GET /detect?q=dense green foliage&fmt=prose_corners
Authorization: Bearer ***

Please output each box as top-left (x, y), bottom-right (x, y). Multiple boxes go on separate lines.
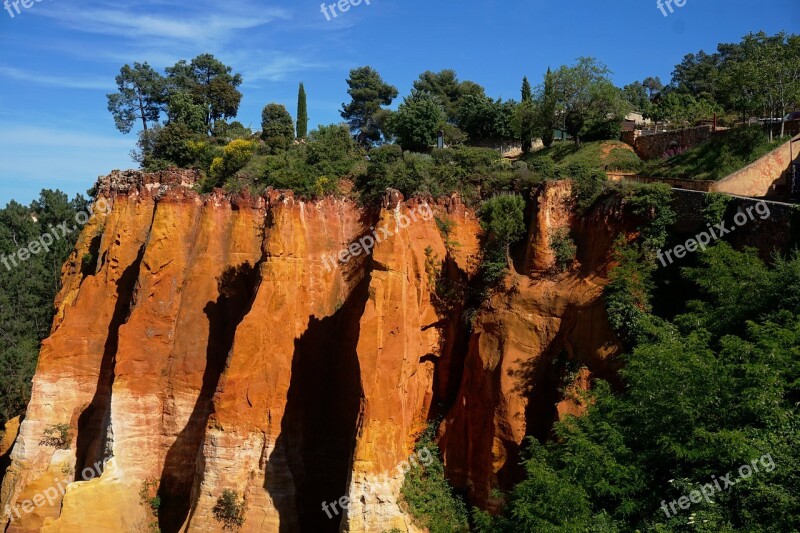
top-left (539, 68), bottom-right (557, 148)
top-left (0, 191), bottom-right (89, 427)
top-left (359, 145), bottom-right (542, 206)
top-left (480, 242), bottom-right (800, 532)
top-left (640, 125), bottom-right (786, 180)
top-left (389, 91), bottom-right (447, 152)
top-left (231, 124), bottom-right (363, 197)
top-left (400, 425), bottom-right (470, 533)
top-left (548, 58), bottom-right (631, 147)
top-left (604, 182), bottom-right (675, 346)
top-left (260, 103), bottom-right (295, 150)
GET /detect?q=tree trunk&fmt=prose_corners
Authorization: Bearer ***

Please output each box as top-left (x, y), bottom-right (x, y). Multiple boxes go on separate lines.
top-left (780, 106), bottom-right (786, 138)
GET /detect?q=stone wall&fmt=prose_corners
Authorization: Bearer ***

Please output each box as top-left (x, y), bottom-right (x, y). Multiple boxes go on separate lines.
top-left (669, 189), bottom-right (797, 257)
top-left (710, 134), bottom-right (800, 198)
top-left (624, 126), bottom-right (720, 161)
top-left (608, 173), bottom-right (714, 192)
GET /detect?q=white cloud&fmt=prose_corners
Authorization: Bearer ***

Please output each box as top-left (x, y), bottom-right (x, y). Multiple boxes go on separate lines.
top-left (0, 66), bottom-right (110, 90)
top-left (35, 2), bottom-right (291, 47)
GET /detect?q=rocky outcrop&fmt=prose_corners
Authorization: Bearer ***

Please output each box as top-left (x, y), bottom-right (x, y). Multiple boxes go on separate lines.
top-left (1, 173), bottom-right (625, 532)
top-left (440, 181), bottom-right (623, 510)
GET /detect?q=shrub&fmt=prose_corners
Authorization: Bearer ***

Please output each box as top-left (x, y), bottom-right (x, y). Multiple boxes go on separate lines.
top-left (400, 424), bottom-right (469, 533)
top-left (389, 91), bottom-right (447, 152)
top-left (40, 423), bottom-right (70, 449)
top-left (582, 119), bottom-right (622, 142)
top-left (139, 478), bottom-right (161, 532)
top-left (550, 228), bottom-right (577, 272)
top-left (213, 489), bottom-right (246, 531)
top-left (563, 162), bottom-right (606, 212)
top-left (702, 192), bottom-right (733, 226)
top-left (207, 139), bottom-right (256, 188)
top-left (146, 123), bottom-right (196, 171)
top-left (527, 156), bottom-right (557, 180)
top-left (618, 182), bottom-right (675, 252)
top-left (305, 124), bottom-right (363, 178)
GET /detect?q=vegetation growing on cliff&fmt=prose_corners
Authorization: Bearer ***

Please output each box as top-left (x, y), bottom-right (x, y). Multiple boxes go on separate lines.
top-left (401, 424), bottom-right (469, 532)
top-left (604, 182), bottom-right (675, 346)
top-left (213, 489), bottom-right (247, 531)
top-left (479, 243), bottom-right (800, 532)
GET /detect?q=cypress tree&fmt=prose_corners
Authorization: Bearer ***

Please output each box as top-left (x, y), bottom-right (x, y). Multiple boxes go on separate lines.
top-left (296, 82), bottom-right (308, 140)
top-left (520, 76), bottom-right (534, 152)
top-left (541, 68), bottom-right (556, 148)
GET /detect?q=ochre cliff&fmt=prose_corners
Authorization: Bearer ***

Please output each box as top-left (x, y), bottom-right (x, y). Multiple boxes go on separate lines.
top-left (1, 171), bottom-right (625, 532)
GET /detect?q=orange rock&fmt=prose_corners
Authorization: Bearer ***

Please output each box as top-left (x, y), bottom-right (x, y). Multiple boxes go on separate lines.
top-left (1, 172), bottom-right (625, 532)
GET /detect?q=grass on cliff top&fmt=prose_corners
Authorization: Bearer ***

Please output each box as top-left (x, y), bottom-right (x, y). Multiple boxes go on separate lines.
top-left (639, 125), bottom-right (786, 181)
top-left (522, 140), bottom-right (643, 173)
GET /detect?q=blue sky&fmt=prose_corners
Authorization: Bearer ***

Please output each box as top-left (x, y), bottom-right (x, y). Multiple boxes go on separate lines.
top-left (0, 0), bottom-right (797, 207)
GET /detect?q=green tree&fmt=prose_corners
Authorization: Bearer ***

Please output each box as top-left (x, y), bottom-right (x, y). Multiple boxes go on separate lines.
top-left (477, 194), bottom-right (526, 286)
top-left (166, 92), bottom-right (206, 134)
top-left (622, 81), bottom-right (650, 113)
top-left (261, 103), bottom-right (295, 150)
top-left (517, 76), bottom-right (536, 153)
top-left (551, 58), bottom-right (631, 147)
top-left (166, 54), bottom-right (243, 134)
top-left (537, 67), bottom-right (558, 148)
top-left (340, 66), bottom-right (398, 146)
top-left (296, 82), bottom-right (308, 140)
top-left (457, 94), bottom-right (516, 142)
top-left (388, 91), bottom-right (447, 152)
top-left (412, 70), bottom-right (486, 123)
top-left (106, 62), bottom-right (165, 134)
top-left (641, 76), bottom-right (663, 98)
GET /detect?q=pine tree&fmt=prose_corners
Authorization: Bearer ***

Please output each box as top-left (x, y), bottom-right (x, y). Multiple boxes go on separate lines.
top-left (296, 82), bottom-right (308, 140)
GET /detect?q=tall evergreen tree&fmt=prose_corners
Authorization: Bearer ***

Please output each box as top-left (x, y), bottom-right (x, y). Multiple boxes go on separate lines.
top-left (540, 67), bottom-right (557, 148)
top-left (296, 83), bottom-right (308, 140)
top-left (519, 76), bottom-right (534, 153)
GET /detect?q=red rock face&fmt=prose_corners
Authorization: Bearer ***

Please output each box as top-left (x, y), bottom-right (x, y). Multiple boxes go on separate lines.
top-left (1, 173), bottom-right (625, 532)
